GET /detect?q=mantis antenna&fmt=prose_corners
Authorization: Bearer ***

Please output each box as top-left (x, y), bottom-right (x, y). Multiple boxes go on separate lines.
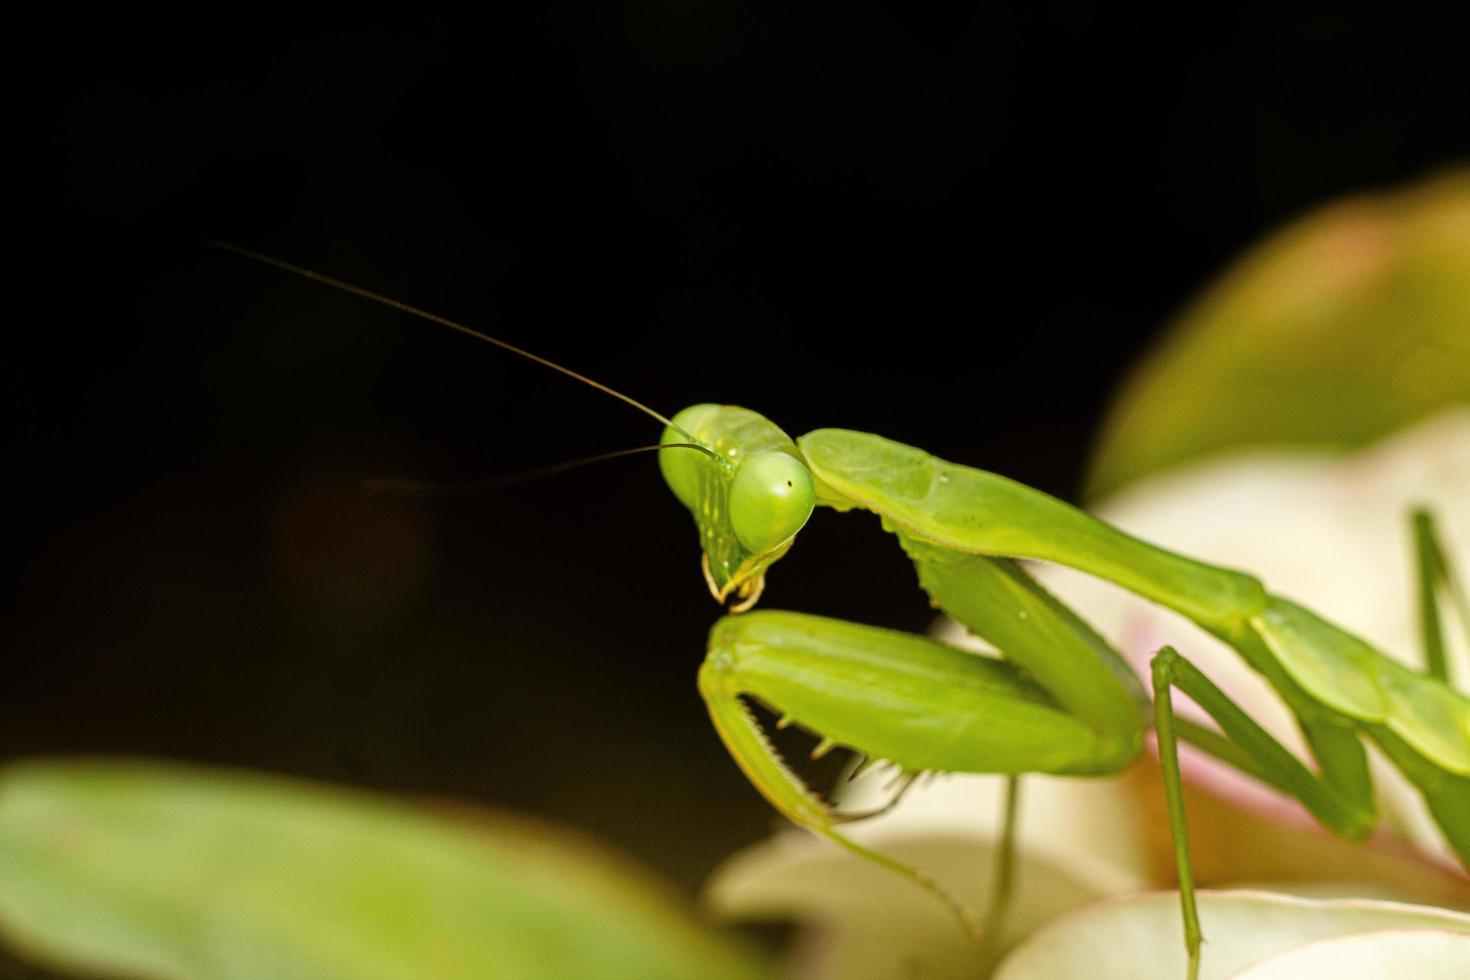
top-left (364, 443), bottom-right (713, 498)
top-left (205, 240), bottom-right (716, 452)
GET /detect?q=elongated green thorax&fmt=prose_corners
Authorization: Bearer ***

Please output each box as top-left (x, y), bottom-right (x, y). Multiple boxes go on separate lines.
top-left (797, 429), bottom-right (1267, 630)
top-left (660, 405), bottom-right (815, 610)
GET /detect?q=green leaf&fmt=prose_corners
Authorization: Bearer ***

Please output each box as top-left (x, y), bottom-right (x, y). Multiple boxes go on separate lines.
top-left (1089, 171), bottom-right (1470, 496)
top-left (0, 757), bottom-right (772, 980)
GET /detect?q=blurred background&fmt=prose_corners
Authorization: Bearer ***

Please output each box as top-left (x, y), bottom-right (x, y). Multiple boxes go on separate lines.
top-left (6, 7), bottom-right (1470, 942)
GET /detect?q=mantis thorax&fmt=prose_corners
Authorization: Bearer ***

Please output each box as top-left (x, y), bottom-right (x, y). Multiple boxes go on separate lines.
top-left (660, 405), bottom-right (814, 610)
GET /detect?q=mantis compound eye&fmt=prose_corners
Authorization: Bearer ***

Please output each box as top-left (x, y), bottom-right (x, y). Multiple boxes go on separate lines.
top-left (659, 403), bottom-right (721, 509)
top-left (730, 451), bottom-right (815, 553)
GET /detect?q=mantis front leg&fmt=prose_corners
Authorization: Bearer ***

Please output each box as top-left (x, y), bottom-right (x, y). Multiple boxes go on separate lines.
top-left (700, 547), bottom-right (1152, 935)
top-left (699, 609), bottom-right (1143, 935)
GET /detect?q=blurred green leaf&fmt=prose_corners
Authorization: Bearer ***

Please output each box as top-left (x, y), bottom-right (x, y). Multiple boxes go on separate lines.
top-left (0, 758), bottom-right (772, 980)
top-left (1089, 170), bottom-right (1470, 497)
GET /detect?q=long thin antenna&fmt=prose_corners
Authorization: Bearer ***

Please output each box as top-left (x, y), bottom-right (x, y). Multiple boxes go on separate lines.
top-left (206, 241), bottom-right (693, 437)
top-left (364, 442), bottom-right (718, 498)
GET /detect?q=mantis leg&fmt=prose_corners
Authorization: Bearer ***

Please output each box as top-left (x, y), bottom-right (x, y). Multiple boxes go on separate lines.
top-left (1150, 649), bottom-right (1202, 980)
top-left (1150, 647), bottom-right (1381, 980)
top-left (890, 542), bottom-right (1148, 935)
top-left (1413, 507), bottom-right (1470, 685)
top-left (700, 610), bottom-right (1139, 935)
top-left (980, 776), bottom-right (1022, 945)
top-left (1365, 723), bottom-right (1470, 859)
top-left (1152, 648), bottom-right (1376, 836)
top-left (897, 542), bottom-right (1148, 766)
top-left (1351, 509), bottom-right (1470, 857)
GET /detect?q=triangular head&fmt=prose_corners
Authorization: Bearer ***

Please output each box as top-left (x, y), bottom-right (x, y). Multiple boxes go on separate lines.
top-left (659, 404), bottom-right (815, 611)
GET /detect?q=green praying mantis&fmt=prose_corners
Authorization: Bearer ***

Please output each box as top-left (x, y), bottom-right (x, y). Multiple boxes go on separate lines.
top-left (215, 243), bottom-right (1470, 980)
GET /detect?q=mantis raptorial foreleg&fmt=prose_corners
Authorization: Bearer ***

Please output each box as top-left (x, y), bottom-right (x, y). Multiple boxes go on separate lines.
top-left (699, 605), bottom-right (1142, 933)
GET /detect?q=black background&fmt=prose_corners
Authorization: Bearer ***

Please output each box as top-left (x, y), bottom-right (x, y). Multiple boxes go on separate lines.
top-left (7, 6), bottom-right (1470, 914)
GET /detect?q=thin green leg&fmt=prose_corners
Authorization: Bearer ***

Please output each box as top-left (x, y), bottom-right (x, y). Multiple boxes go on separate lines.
top-left (1367, 723), bottom-right (1470, 861)
top-left (1446, 544), bottom-right (1470, 666)
top-left (1414, 507), bottom-right (1470, 685)
top-left (981, 776), bottom-right (1022, 943)
top-left (1228, 623), bottom-right (1373, 811)
top-left (1151, 649), bottom-right (1202, 980)
top-left (1150, 646), bottom-right (1382, 980)
top-left (1413, 508), bottom-right (1450, 682)
top-left (1171, 716), bottom-right (1269, 784)
top-left (1156, 649), bottom-right (1375, 839)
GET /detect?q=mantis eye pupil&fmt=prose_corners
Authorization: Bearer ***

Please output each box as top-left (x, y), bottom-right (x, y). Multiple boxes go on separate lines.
top-left (730, 452), bottom-right (815, 554)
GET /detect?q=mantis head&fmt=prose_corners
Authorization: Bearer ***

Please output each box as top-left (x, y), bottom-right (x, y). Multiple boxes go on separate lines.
top-left (660, 404), bottom-right (815, 611)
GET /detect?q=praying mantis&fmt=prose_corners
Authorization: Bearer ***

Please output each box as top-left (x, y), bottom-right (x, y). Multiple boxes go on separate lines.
top-left (214, 243), bottom-right (1470, 980)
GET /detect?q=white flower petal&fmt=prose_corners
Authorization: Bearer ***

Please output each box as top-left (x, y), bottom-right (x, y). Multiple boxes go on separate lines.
top-left (993, 890), bottom-right (1470, 980)
top-left (1229, 929), bottom-right (1470, 980)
